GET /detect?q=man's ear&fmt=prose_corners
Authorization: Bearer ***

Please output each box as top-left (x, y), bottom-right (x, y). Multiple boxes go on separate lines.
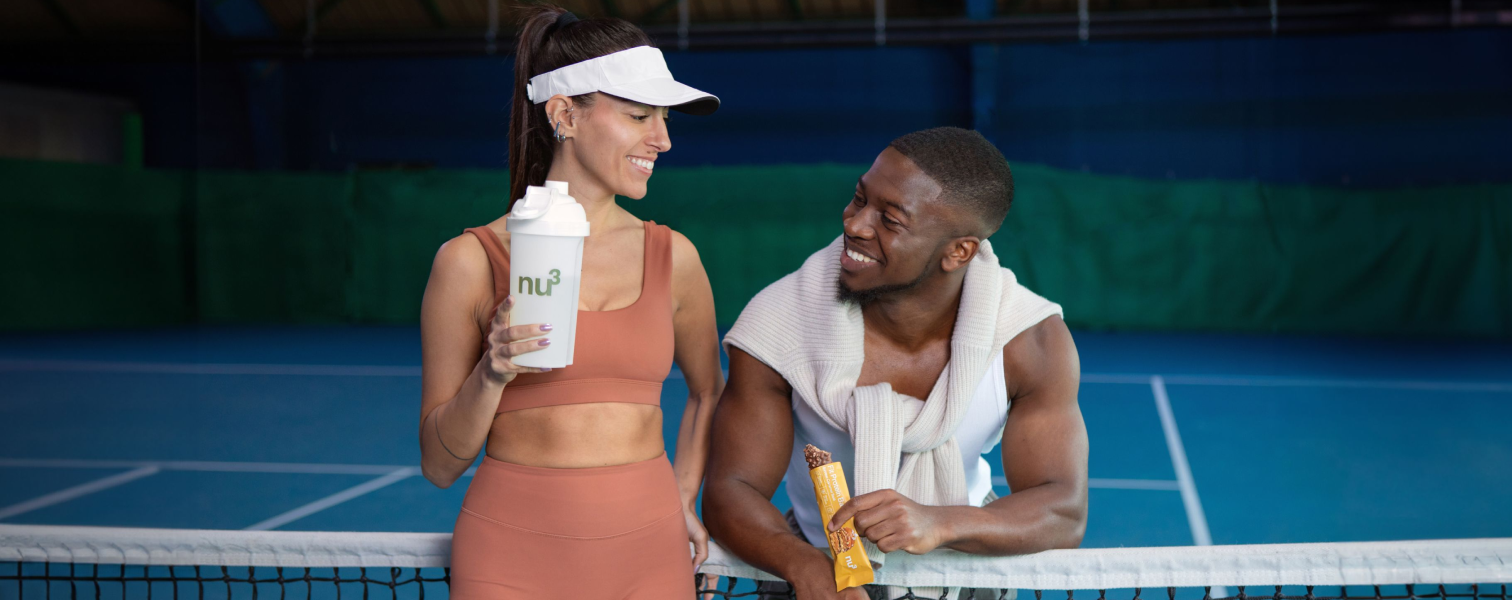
top-left (543, 95), bottom-right (578, 140)
top-left (940, 237), bottom-right (981, 273)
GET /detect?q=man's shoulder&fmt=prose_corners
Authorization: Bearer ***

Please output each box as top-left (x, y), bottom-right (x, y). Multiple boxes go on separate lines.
top-left (995, 268), bottom-right (1063, 339)
top-left (724, 239), bottom-right (841, 358)
top-left (724, 270), bottom-right (806, 357)
top-left (1002, 314), bottom-right (1079, 399)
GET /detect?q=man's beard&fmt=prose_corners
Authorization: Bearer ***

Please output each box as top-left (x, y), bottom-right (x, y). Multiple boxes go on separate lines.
top-left (837, 262), bottom-right (934, 307)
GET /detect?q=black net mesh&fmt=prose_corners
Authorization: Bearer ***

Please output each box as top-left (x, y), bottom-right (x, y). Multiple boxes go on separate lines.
top-left (5, 563), bottom-right (1509, 600)
top-left (688, 574), bottom-right (1512, 600)
top-left (2, 563), bottom-right (449, 600)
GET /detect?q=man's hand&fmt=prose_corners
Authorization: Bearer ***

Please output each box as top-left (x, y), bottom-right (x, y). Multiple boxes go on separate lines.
top-left (784, 556), bottom-right (871, 600)
top-left (793, 582), bottom-right (870, 600)
top-left (829, 489), bottom-right (950, 555)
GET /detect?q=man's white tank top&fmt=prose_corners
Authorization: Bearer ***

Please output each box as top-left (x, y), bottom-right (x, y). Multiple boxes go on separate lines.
top-left (784, 348), bottom-right (1009, 547)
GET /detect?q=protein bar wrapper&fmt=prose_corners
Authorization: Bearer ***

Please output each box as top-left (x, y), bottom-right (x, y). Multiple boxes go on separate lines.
top-left (806, 447), bottom-right (875, 591)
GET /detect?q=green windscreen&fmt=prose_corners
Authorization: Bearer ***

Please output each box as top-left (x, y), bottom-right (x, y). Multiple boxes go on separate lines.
top-left (2, 158), bottom-right (1506, 337)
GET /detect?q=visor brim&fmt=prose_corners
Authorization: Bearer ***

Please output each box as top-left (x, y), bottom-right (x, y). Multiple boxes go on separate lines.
top-left (601, 78), bottom-right (720, 116)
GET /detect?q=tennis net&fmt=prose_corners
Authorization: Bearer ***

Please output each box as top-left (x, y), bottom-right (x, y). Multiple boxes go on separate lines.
top-left (3, 525), bottom-right (1509, 600)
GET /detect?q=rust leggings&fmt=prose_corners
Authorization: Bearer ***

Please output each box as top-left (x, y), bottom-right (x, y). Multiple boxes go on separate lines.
top-left (449, 454), bottom-right (696, 599)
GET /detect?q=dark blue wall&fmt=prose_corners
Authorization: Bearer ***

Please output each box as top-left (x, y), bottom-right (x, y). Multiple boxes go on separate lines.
top-left (990, 30), bottom-right (1512, 186)
top-left (5, 28), bottom-right (1508, 187)
top-left (273, 44), bottom-right (971, 171)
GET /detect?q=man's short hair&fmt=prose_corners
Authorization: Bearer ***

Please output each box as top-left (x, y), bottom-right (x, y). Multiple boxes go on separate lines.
top-left (888, 127), bottom-right (1013, 235)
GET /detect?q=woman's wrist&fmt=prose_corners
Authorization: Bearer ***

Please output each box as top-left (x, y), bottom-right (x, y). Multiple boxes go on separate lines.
top-left (474, 351), bottom-right (516, 387)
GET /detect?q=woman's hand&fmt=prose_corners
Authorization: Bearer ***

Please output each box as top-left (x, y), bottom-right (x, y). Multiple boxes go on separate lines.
top-left (685, 505), bottom-right (709, 572)
top-left (482, 295), bottom-right (555, 384)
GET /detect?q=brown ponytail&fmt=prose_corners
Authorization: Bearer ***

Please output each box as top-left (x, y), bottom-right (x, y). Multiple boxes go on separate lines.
top-left (508, 5), bottom-right (653, 206)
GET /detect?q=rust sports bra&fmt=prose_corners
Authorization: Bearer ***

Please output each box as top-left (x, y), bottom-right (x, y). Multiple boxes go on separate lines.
top-left (464, 221), bottom-right (675, 414)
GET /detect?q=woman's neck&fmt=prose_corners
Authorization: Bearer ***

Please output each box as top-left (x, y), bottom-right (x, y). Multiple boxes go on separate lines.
top-left (544, 159), bottom-right (625, 233)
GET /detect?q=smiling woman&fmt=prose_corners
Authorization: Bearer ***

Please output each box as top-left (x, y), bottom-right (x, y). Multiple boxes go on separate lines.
top-left (413, 4), bottom-right (726, 599)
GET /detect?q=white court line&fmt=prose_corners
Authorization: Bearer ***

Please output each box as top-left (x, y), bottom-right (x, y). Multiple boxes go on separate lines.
top-left (1085, 372), bottom-right (1512, 392)
top-left (1088, 478), bottom-right (1182, 491)
top-left (245, 468), bottom-right (419, 531)
top-left (0, 457), bottom-right (480, 478)
top-left (0, 466), bottom-right (160, 520)
top-left (1150, 376), bottom-right (1213, 546)
top-left (0, 359), bottom-right (418, 377)
top-left (1151, 375), bottom-right (1227, 596)
top-left (0, 458), bottom-right (406, 475)
top-left (992, 476), bottom-right (1181, 491)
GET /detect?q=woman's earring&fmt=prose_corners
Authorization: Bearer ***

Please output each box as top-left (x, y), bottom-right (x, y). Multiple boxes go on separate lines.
top-left (554, 120), bottom-right (565, 142)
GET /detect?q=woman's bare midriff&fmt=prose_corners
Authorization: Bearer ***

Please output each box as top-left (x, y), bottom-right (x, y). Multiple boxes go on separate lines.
top-left (485, 402), bottom-right (666, 468)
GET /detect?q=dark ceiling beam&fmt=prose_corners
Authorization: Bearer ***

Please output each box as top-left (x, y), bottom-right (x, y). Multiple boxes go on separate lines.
top-left (37, 0), bottom-right (83, 36)
top-left (639, 0), bottom-right (679, 23)
top-left (157, 0), bottom-right (196, 21)
top-left (161, 0), bottom-right (280, 38)
top-left (418, 0), bottom-right (449, 28)
top-left (317, 0), bottom-right (352, 21)
top-left (7, 2), bottom-right (1512, 61)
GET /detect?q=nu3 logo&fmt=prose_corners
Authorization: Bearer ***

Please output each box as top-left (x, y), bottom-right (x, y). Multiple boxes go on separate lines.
top-left (517, 269), bottom-right (562, 297)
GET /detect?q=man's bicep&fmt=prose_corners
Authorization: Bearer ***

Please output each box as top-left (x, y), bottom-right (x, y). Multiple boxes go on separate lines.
top-left (706, 346), bottom-right (797, 499)
top-left (1000, 317), bottom-right (1089, 493)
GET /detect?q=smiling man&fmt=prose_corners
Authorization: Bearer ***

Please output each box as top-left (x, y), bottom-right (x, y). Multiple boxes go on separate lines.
top-left (703, 127), bottom-right (1089, 600)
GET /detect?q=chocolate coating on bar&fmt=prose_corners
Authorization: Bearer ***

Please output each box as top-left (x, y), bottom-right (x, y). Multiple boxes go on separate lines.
top-left (804, 444), bottom-right (833, 469)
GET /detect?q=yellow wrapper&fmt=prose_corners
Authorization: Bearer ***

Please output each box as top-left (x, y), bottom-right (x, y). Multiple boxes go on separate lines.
top-left (809, 462), bottom-right (875, 591)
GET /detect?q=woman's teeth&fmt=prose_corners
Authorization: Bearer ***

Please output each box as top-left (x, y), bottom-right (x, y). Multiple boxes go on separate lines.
top-left (629, 157), bottom-right (655, 171)
top-left (846, 249), bottom-right (876, 264)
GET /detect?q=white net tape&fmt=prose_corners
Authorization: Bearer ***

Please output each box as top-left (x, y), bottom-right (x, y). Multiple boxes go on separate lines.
top-left (3, 525), bottom-right (1510, 591)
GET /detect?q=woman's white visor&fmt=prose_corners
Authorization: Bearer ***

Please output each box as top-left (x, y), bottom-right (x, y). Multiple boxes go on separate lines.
top-left (525, 46), bottom-right (719, 115)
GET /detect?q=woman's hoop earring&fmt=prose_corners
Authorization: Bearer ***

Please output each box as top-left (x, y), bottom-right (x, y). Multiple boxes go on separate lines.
top-left (553, 105), bottom-right (574, 142)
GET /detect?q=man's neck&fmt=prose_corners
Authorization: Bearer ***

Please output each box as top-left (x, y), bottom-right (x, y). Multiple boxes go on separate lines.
top-left (861, 270), bottom-right (965, 351)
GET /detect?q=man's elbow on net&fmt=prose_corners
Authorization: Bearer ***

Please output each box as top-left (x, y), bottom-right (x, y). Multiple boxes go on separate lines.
top-left (1052, 492), bottom-right (1089, 550)
top-left (1057, 514), bottom-right (1087, 550)
top-left (701, 475), bottom-right (761, 544)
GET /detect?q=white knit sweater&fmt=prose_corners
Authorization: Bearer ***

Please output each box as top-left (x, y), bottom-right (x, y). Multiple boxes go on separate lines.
top-left (724, 235), bottom-right (1063, 566)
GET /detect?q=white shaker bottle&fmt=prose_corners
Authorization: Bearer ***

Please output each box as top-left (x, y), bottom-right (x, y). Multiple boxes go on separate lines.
top-left (505, 180), bottom-right (589, 368)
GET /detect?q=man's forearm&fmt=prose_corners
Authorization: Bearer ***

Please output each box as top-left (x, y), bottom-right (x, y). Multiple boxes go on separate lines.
top-left (939, 482), bottom-right (1087, 555)
top-left (703, 480), bottom-right (833, 580)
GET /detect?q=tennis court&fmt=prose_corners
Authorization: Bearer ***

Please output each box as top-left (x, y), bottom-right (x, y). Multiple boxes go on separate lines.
top-left (5, 0), bottom-right (1512, 597)
top-left (4, 327), bottom-right (1510, 547)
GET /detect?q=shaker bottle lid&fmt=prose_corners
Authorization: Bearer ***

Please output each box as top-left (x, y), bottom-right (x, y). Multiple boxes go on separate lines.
top-left (506, 180), bottom-right (591, 237)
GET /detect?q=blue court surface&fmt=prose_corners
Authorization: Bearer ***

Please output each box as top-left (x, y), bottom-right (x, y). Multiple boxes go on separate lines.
top-left (2, 327), bottom-right (1511, 548)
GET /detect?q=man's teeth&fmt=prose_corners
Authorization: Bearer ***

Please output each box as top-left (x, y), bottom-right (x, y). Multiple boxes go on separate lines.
top-left (629, 157), bottom-right (655, 171)
top-left (846, 249), bottom-right (876, 264)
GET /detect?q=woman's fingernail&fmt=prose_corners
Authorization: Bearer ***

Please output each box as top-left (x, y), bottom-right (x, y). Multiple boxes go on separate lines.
top-left (538, 339), bottom-right (551, 346)
top-left (541, 324), bottom-right (554, 331)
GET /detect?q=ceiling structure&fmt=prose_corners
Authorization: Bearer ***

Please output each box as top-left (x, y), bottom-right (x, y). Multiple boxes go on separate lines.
top-left (1, 0), bottom-right (1508, 58)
